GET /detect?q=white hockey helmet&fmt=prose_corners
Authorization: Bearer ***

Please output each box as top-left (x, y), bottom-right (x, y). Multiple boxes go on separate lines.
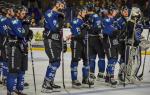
top-left (130, 7), bottom-right (141, 17)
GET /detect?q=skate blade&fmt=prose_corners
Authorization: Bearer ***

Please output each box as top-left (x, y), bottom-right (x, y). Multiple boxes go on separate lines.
top-left (82, 84), bottom-right (94, 88)
top-left (105, 82), bottom-right (117, 88)
top-left (52, 88), bottom-right (61, 92)
top-left (111, 84), bottom-right (117, 88)
top-left (119, 80), bottom-right (129, 85)
top-left (24, 87), bottom-right (29, 89)
top-left (41, 88), bottom-right (53, 93)
top-left (72, 85), bottom-right (81, 89)
top-left (97, 78), bottom-right (105, 82)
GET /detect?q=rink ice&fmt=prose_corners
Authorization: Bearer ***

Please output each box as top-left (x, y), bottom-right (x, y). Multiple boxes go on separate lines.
top-left (1, 51), bottom-right (150, 95)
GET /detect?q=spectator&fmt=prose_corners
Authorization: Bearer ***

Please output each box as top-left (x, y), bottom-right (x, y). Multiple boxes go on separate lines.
top-left (29, 6), bottom-right (42, 27)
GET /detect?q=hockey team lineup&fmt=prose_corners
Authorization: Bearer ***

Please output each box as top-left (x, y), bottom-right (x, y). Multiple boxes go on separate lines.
top-left (0, 0), bottom-right (150, 95)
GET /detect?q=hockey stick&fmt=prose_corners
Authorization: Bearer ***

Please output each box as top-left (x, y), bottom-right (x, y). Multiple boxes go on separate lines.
top-left (0, 62), bottom-right (3, 83)
top-left (124, 22), bottom-right (128, 87)
top-left (124, 43), bottom-right (128, 87)
top-left (135, 46), bottom-right (142, 80)
top-left (61, 29), bottom-right (66, 89)
top-left (137, 28), bottom-right (150, 80)
top-left (85, 27), bottom-right (92, 88)
top-left (29, 41), bottom-right (37, 94)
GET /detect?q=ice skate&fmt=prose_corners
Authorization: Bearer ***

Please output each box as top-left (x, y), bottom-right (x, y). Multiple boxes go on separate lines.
top-left (82, 78), bottom-right (94, 88)
top-left (72, 80), bottom-right (81, 88)
top-left (97, 72), bottom-right (105, 82)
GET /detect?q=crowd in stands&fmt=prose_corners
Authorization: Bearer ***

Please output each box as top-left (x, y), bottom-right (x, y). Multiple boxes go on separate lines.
top-left (18, 0), bottom-right (150, 27)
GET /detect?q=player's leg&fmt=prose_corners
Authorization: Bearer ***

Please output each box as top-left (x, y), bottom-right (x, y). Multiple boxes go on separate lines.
top-left (97, 41), bottom-right (106, 81)
top-left (105, 47), bottom-right (118, 87)
top-left (7, 45), bottom-right (21, 94)
top-left (42, 39), bottom-right (61, 92)
top-left (118, 42), bottom-right (126, 83)
top-left (70, 40), bottom-right (82, 88)
top-left (89, 46), bottom-right (97, 81)
top-left (82, 44), bottom-right (94, 87)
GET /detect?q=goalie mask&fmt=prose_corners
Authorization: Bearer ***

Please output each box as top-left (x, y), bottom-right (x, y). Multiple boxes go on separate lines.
top-left (128, 7), bottom-right (142, 23)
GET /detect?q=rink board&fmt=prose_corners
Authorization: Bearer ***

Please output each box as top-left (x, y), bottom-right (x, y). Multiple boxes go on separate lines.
top-left (30, 27), bottom-right (150, 54)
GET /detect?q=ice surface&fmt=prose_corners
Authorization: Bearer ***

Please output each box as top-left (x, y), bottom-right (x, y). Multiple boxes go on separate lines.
top-left (1, 51), bottom-right (150, 95)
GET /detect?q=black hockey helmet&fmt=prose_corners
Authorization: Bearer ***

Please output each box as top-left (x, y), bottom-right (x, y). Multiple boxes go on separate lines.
top-left (121, 6), bottom-right (129, 12)
top-left (86, 2), bottom-right (95, 11)
top-left (78, 6), bottom-right (88, 13)
top-left (107, 5), bottom-right (118, 14)
top-left (14, 5), bottom-right (28, 13)
top-left (55, 0), bottom-right (66, 5)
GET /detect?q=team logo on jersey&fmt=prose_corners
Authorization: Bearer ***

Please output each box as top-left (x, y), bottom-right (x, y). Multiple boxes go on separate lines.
top-left (17, 28), bottom-right (25, 34)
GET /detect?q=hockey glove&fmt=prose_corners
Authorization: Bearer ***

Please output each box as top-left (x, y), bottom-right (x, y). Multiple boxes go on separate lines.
top-left (98, 33), bottom-right (104, 39)
top-left (126, 39), bottom-right (133, 45)
top-left (26, 30), bottom-right (33, 41)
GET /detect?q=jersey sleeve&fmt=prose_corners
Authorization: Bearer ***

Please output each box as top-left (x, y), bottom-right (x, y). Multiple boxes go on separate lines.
top-left (70, 19), bottom-right (81, 36)
top-left (10, 19), bottom-right (25, 38)
top-left (44, 11), bottom-right (58, 32)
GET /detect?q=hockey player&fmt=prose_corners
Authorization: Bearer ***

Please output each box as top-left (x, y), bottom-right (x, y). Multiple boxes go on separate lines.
top-left (70, 7), bottom-right (94, 88)
top-left (0, 4), bottom-right (7, 85)
top-left (125, 6), bottom-right (144, 84)
top-left (0, 3), bottom-right (15, 86)
top-left (42, 0), bottom-right (66, 93)
top-left (102, 6), bottom-right (119, 87)
top-left (117, 6), bottom-right (129, 83)
top-left (85, 3), bottom-right (106, 82)
top-left (6, 6), bottom-right (32, 95)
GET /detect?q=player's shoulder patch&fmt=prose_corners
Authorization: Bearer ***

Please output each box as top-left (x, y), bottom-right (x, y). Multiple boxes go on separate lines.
top-left (12, 19), bottom-right (19, 25)
top-left (93, 14), bottom-right (98, 18)
top-left (0, 17), bottom-right (7, 22)
top-left (47, 10), bottom-right (53, 17)
top-left (0, 15), bottom-right (3, 19)
top-left (105, 18), bottom-right (110, 22)
top-left (73, 19), bottom-right (78, 24)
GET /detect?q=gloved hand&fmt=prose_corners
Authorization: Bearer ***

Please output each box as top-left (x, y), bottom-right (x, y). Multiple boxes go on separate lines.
top-left (112, 39), bottom-right (119, 46)
top-left (81, 23), bottom-right (90, 30)
top-left (126, 39), bottom-right (133, 45)
top-left (63, 40), bottom-right (67, 53)
top-left (98, 33), bottom-right (104, 39)
top-left (26, 30), bottom-right (33, 41)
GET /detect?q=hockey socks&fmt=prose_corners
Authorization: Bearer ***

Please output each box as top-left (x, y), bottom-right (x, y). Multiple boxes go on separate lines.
top-left (98, 58), bottom-right (105, 73)
top-left (45, 61), bottom-right (60, 81)
top-left (82, 65), bottom-right (89, 79)
top-left (7, 71), bottom-right (25, 94)
top-left (71, 61), bottom-right (78, 81)
top-left (2, 62), bottom-right (8, 78)
top-left (89, 55), bottom-right (96, 73)
top-left (7, 73), bottom-right (17, 93)
top-left (106, 58), bottom-right (117, 75)
top-left (16, 71), bottom-right (25, 92)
